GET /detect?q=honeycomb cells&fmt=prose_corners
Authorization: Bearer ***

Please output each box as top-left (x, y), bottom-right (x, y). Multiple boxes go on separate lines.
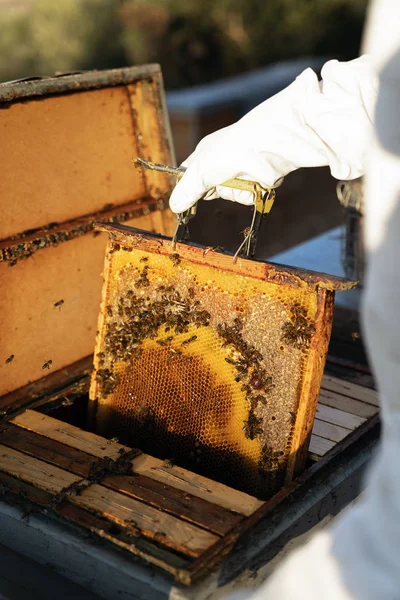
top-left (94, 245), bottom-right (318, 499)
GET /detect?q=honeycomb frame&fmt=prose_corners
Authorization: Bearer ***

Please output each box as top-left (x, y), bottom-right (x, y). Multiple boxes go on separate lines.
top-left (90, 224), bottom-right (355, 499)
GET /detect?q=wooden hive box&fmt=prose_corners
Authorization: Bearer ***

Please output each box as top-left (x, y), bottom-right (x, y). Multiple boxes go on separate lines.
top-left (0, 65), bottom-right (380, 594)
top-left (0, 65), bottom-right (175, 398)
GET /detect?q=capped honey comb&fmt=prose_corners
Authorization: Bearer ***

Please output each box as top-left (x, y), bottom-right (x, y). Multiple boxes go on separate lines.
top-left (90, 225), bottom-right (355, 499)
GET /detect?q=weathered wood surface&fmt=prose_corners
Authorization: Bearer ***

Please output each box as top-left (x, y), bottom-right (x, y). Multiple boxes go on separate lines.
top-left (309, 374), bottom-right (379, 459)
top-left (102, 473), bottom-right (242, 536)
top-left (0, 445), bottom-right (83, 493)
top-left (131, 454), bottom-right (262, 517)
top-left (12, 410), bottom-right (130, 460)
top-left (0, 368), bottom-right (380, 585)
top-left (97, 223), bottom-right (356, 292)
top-left (316, 403), bottom-right (366, 430)
top-left (72, 484), bottom-right (219, 558)
top-left (308, 435), bottom-right (335, 457)
top-left (12, 410), bottom-right (261, 517)
top-left (322, 374), bottom-right (379, 405)
top-left (0, 423), bottom-right (95, 478)
top-left (318, 388), bottom-right (377, 419)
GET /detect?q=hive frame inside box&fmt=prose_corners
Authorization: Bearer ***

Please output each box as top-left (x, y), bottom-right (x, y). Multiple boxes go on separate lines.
top-left (89, 224), bottom-right (355, 499)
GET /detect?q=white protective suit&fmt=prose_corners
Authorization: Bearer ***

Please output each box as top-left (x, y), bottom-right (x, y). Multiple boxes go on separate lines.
top-left (169, 0), bottom-right (400, 597)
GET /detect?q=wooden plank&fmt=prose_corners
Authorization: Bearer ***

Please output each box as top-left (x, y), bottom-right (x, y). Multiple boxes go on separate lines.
top-left (57, 502), bottom-right (191, 570)
top-left (316, 404), bottom-right (366, 430)
top-left (13, 410), bottom-right (262, 517)
top-left (308, 434), bottom-right (335, 457)
top-left (0, 470), bottom-right (53, 506)
top-left (102, 474), bottom-right (242, 536)
top-left (312, 419), bottom-right (351, 443)
top-left (0, 356), bottom-right (91, 414)
top-left (322, 374), bottom-right (379, 406)
top-left (12, 410), bottom-right (130, 460)
top-left (318, 388), bottom-right (378, 419)
top-left (0, 423), bottom-right (97, 478)
top-left (72, 484), bottom-right (219, 558)
top-left (98, 223), bottom-right (355, 292)
top-left (131, 454), bottom-right (263, 517)
top-left (0, 445), bottom-right (82, 493)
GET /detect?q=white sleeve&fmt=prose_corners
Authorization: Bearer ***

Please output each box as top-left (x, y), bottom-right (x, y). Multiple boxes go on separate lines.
top-left (302, 55), bottom-right (378, 180)
top-left (226, 0), bottom-right (400, 598)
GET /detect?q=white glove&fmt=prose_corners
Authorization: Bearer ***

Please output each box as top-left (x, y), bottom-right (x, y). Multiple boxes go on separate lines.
top-left (169, 56), bottom-right (377, 213)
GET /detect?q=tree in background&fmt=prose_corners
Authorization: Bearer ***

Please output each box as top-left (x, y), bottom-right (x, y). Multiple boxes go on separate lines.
top-left (0, 0), bottom-right (368, 88)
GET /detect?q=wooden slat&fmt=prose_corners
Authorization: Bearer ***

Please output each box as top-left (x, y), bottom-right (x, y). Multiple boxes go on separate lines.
top-left (0, 445), bottom-right (83, 493)
top-left (309, 434), bottom-right (335, 457)
top-left (131, 454), bottom-right (263, 517)
top-left (322, 375), bottom-right (379, 406)
top-left (0, 470), bottom-right (53, 506)
top-left (12, 410), bottom-right (262, 517)
top-left (57, 502), bottom-right (191, 570)
top-left (312, 419), bottom-right (351, 443)
top-left (318, 389), bottom-right (378, 419)
top-left (0, 423), bottom-right (96, 478)
top-left (12, 410), bottom-right (129, 460)
top-left (102, 474), bottom-right (242, 536)
top-left (316, 404), bottom-right (366, 430)
top-left (72, 484), bottom-right (219, 558)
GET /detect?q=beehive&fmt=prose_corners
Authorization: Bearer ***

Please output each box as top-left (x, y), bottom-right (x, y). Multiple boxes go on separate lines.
top-left (90, 224), bottom-right (354, 499)
top-left (0, 65), bottom-right (175, 398)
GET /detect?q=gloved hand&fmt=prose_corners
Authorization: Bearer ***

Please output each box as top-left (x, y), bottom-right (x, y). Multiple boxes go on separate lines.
top-left (169, 56), bottom-right (377, 213)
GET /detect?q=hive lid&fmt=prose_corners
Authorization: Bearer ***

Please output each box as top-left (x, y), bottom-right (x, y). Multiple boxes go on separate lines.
top-left (0, 66), bottom-right (175, 400)
top-left (90, 224), bottom-right (356, 499)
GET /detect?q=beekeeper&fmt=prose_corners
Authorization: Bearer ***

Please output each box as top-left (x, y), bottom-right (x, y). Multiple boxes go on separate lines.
top-left (169, 0), bottom-right (400, 597)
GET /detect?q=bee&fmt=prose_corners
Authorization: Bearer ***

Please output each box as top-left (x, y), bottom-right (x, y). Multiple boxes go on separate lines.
top-left (106, 305), bottom-right (113, 317)
top-left (54, 299), bottom-right (64, 309)
top-left (42, 360), bottom-right (53, 370)
top-left (180, 356), bottom-right (193, 364)
top-left (225, 357), bottom-right (235, 365)
top-left (140, 257), bottom-right (148, 263)
top-left (167, 348), bottom-right (182, 362)
top-left (181, 335), bottom-right (197, 346)
top-left (109, 243), bottom-right (121, 255)
top-left (243, 410), bottom-right (263, 440)
top-left (5, 354), bottom-right (14, 364)
top-left (233, 317), bottom-right (243, 331)
top-left (137, 265), bottom-right (150, 288)
top-left (107, 437), bottom-right (119, 445)
top-left (169, 253), bottom-right (181, 267)
top-left (162, 459), bottom-right (174, 469)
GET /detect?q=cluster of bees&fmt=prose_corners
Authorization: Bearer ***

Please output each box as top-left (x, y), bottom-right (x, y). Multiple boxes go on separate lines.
top-left (257, 444), bottom-right (286, 489)
top-left (281, 302), bottom-right (316, 350)
top-left (95, 266), bottom-right (211, 397)
top-left (0, 206), bottom-right (151, 267)
top-left (216, 318), bottom-right (274, 442)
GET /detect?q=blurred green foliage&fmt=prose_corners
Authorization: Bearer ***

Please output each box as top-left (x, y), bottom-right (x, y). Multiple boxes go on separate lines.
top-left (0, 0), bottom-right (368, 88)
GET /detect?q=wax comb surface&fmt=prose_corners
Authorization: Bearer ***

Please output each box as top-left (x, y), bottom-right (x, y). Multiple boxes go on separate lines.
top-left (90, 225), bottom-right (354, 498)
